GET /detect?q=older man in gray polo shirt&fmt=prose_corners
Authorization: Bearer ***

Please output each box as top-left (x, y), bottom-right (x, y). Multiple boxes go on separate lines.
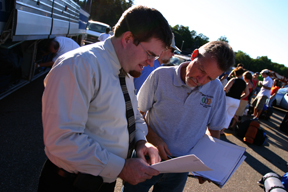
top-left (123, 41), bottom-right (235, 192)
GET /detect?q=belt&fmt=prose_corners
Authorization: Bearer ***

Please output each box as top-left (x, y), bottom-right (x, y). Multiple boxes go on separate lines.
top-left (45, 159), bottom-right (105, 191)
top-left (46, 159), bottom-right (78, 180)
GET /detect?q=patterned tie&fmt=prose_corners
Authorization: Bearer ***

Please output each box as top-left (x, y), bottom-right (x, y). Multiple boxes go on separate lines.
top-left (119, 68), bottom-right (136, 157)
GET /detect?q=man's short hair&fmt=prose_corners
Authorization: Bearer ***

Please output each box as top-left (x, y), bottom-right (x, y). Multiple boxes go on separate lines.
top-left (114, 5), bottom-right (172, 48)
top-left (105, 27), bottom-right (110, 34)
top-left (51, 39), bottom-right (60, 51)
top-left (234, 67), bottom-right (245, 76)
top-left (199, 41), bottom-right (235, 72)
top-left (237, 63), bottom-right (244, 67)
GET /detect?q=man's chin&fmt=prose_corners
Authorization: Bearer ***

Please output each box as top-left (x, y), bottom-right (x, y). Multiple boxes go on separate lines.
top-left (129, 70), bottom-right (141, 78)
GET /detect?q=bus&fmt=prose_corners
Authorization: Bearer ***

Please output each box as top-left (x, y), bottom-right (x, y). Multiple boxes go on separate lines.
top-left (0, 0), bottom-right (91, 100)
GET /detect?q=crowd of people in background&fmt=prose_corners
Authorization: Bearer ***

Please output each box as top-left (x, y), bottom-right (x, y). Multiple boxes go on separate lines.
top-left (218, 62), bottom-right (286, 134)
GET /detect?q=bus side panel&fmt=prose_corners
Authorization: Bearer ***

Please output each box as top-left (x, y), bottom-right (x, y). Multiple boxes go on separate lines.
top-left (51, 18), bottom-right (69, 35)
top-left (15, 10), bottom-right (52, 36)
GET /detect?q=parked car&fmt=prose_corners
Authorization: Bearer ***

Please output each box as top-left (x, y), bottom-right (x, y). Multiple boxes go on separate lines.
top-left (272, 85), bottom-right (288, 109)
top-left (164, 54), bottom-right (191, 66)
top-left (85, 21), bottom-right (111, 44)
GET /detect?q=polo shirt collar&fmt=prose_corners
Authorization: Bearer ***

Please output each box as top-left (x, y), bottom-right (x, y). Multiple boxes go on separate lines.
top-left (173, 62), bottom-right (212, 94)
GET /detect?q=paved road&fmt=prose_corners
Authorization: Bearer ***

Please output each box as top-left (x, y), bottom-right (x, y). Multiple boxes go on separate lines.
top-left (0, 74), bottom-right (287, 192)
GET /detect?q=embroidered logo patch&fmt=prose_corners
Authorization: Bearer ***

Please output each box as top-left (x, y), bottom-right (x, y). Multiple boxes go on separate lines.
top-left (201, 94), bottom-right (213, 108)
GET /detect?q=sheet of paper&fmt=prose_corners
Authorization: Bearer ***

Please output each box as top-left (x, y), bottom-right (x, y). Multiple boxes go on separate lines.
top-left (191, 135), bottom-right (245, 182)
top-left (150, 154), bottom-right (212, 173)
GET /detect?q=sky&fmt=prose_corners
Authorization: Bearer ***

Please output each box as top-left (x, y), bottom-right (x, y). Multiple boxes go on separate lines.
top-left (133, 0), bottom-right (288, 67)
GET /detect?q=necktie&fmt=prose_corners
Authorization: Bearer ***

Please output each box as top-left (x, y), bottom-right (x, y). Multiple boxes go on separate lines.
top-left (119, 69), bottom-right (135, 157)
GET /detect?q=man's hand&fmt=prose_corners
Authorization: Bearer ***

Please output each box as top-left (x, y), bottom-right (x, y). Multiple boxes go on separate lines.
top-left (118, 158), bottom-right (159, 185)
top-left (146, 133), bottom-right (172, 160)
top-left (198, 176), bottom-right (211, 184)
top-left (135, 140), bottom-right (161, 165)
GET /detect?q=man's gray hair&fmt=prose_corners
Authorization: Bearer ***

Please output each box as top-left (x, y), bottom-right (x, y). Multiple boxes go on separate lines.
top-left (199, 41), bottom-right (235, 72)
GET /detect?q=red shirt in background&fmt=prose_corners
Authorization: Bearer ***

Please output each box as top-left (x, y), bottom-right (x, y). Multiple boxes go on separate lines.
top-left (270, 85), bottom-right (280, 96)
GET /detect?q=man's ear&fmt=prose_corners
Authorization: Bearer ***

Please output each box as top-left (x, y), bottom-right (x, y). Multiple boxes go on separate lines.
top-left (191, 49), bottom-right (199, 60)
top-left (121, 31), bottom-right (133, 48)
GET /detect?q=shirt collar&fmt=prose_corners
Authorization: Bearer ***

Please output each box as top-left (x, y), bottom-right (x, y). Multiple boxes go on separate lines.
top-left (103, 38), bottom-right (122, 76)
top-left (173, 62), bottom-right (212, 94)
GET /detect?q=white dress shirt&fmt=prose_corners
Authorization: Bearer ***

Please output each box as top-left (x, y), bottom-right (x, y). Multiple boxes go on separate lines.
top-left (52, 36), bottom-right (80, 62)
top-left (42, 38), bottom-right (147, 183)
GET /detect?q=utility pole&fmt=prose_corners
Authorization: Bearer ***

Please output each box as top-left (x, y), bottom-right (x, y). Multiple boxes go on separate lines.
top-left (181, 40), bottom-right (184, 51)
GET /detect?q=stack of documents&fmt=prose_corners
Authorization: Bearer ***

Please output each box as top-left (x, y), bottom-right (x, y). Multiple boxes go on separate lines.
top-left (151, 135), bottom-right (246, 188)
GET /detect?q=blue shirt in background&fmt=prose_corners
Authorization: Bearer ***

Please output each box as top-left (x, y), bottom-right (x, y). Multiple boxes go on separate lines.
top-left (134, 59), bottom-right (161, 94)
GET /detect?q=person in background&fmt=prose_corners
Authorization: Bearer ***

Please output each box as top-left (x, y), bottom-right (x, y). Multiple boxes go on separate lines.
top-left (227, 63), bottom-right (244, 80)
top-left (99, 27), bottom-right (111, 42)
top-left (38, 5), bottom-right (173, 192)
top-left (123, 41), bottom-right (235, 192)
top-left (36, 36), bottom-right (80, 68)
top-left (252, 72), bottom-right (259, 89)
top-left (220, 73), bottom-right (228, 87)
top-left (109, 26), bottom-right (115, 36)
top-left (268, 79), bottom-right (280, 107)
top-left (251, 69), bottom-right (273, 120)
top-left (254, 72), bottom-right (264, 95)
top-left (230, 71), bottom-right (253, 128)
top-left (221, 67), bottom-right (248, 134)
top-left (134, 33), bottom-right (180, 93)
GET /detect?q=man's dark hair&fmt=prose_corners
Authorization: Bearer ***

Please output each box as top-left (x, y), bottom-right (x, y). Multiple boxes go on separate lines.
top-left (237, 63), bottom-right (244, 67)
top-left (51, 39), bottom-right (60, 50)
top-left (200, 41), bottom-right (235, 72)
top-left (114, 5), bottom-right (172, 48)
top-left (105, 27), bottom-right (110, 34)
top-left (234, 67), bottom-right (245, 76)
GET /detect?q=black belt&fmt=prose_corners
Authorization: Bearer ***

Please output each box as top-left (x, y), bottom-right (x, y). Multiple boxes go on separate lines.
top-left (46, 159), bottom-right (105, 191)
top-left (46, 159), bottom-right (78, 180)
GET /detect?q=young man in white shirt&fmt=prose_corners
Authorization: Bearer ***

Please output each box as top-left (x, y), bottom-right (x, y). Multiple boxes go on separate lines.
top-left (252, 69), bottom-right (273, 120)
top-left (38, 5), bottom-right (172, 192)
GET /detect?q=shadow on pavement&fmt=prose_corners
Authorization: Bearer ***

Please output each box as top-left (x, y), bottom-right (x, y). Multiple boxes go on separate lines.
top-left (221, 108), bottom-right (288, 176)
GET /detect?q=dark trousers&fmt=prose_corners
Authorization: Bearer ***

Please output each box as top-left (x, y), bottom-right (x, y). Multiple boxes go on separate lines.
top-left (38, 159), bottom-right (116, 192)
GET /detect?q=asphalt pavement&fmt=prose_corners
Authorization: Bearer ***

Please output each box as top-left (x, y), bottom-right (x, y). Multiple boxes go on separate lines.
top-left (0, 74), bottom-right (287, 192)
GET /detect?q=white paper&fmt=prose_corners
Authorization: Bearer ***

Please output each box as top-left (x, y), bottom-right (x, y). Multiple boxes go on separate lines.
top-left (191, 135), bottom-right (245, 182)
top-left (150, 154), bottom-right (212, 173)
top-left (191, 135), bottom-right (246, 188)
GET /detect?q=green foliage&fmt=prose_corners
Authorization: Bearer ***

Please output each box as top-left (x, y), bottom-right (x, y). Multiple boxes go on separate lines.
top-left (88, 0), bottom-right (133, 27)
top-left (235, 51), bottom-right (288, 78)
top-left (171, 25), bottom-right (209, 54)
top-left (217, 36), bottom-right (229, 43)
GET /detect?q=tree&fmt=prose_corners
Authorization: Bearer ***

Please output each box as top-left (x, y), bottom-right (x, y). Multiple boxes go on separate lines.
top-left (88, 0), bottom-right (133, 27)
top-left (235, 51), bottom-right (252, 69)
top-left (217, 36), bottom-right (229, 43)
top-left (171, 25), bottom-right (209, 54)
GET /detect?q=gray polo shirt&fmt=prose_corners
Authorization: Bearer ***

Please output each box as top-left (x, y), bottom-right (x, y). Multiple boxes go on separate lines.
top-left (137, 63), bottom-right (226, 156)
